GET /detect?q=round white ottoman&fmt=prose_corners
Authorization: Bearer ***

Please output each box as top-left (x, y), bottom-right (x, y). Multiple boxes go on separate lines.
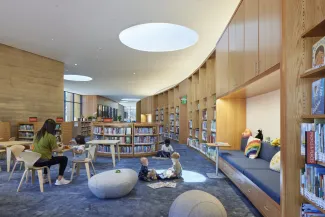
top-left (88, 169), bottom-right (138, 199)
top-left (169, 190), bottom-right (227, 217)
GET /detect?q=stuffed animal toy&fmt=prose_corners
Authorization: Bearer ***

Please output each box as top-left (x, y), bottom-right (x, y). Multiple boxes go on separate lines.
top-left (242, 129), bottom-right (252, 138)
top-left (255, 129), bottom-right (263, 141)
top-left (148, 169), bottom-right (157, 180)
top-left (271, 138), bottom-right (280, 147)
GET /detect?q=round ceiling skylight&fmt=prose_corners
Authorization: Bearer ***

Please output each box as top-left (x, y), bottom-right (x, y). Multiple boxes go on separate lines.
top-left (64, 75), bottom-right (92, 81)
top-left (119, 23), bottom-right (199, 52)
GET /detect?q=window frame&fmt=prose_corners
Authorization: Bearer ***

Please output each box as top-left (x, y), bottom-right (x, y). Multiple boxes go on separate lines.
top-left (64, 91), bottom-right (82, 121)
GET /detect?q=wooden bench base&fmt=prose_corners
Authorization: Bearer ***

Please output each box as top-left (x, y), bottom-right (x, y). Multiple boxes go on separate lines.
top-left (219, 157), bottom-right (280, 217)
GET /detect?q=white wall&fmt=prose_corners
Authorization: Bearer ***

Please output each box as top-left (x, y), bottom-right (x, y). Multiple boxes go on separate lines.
top-left (246, 89), bottom-right (280, 140)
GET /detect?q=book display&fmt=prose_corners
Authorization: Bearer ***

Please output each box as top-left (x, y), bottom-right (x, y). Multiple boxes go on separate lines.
top-left (133, 123), bottom-right (158, 156)
top-left (312, 78), bottom-right (325, 115)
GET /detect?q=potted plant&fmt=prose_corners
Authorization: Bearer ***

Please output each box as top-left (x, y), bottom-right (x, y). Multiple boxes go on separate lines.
top-left (117, 115), bottom-right (122, 122)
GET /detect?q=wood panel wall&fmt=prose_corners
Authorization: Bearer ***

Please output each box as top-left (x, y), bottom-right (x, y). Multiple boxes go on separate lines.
top-left (282, 0), bottom-right (325, 216)
top-left (0, 44), bottom-right (64, 137)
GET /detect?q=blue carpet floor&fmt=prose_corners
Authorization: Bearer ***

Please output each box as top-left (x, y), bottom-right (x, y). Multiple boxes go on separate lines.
top-left (0, 143), bottom-right (262, 217)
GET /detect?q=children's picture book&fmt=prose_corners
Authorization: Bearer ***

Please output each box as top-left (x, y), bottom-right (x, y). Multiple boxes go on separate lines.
top-left (312, 36), bottom-right (325, 68)
top-left (305, 131), bottom-right (316, 164)
top-left (312, 78), bottom-right (325, 114)
top-left (147, 182), bottom-right (176, 189)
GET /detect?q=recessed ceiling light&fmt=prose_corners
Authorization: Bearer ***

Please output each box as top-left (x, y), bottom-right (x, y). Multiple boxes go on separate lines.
top-left (133, 73), bottom-right (136, 75)
top-left (51, 38), bottom-right (54, 41)
top-left (119, 23), bottom-right (199, 52)
top-left (121, 98), bottom-right (140, 102)
top-left (74, 63), bottom-right (78, 66)
top-left (64, 75), bottom-right (92, 82)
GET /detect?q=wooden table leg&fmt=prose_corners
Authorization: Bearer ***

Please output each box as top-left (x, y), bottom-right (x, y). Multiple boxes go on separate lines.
top-left (110, 144), bottom-right (116, 167)
top-left (6, 147), bottom-right (11, 172)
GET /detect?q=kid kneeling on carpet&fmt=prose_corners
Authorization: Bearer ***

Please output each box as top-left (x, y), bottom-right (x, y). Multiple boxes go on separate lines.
top-left (156, 138), bottom-right (174, 158)
top-left (138, 157), bottom-right (157, 181)
top-left (158, 152), bottom-right (183, 180)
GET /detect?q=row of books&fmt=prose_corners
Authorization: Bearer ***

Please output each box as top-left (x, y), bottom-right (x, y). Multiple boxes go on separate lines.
top-left (134, 127), bottom-right (156, 135)
top-left (170, 121), bottom-right (174, 126)
top-left (134, 145), bottom-right (156, 153)
top-left (93, 127), bottom-right (103, 134)
top-left (301, 203), bottom-right (325, 216)
top-left (170, 126), bottom-right (174, 132)
top-left (202, 109), bottom-right (207, 120)
top-left (155, 109), bottom-right (159, 115)
top-left (159, 126), bottom-right (164, 134)
top-left (210, 132), bottom-right (216, 143)
top-left (98, 145), bottom-right (133, 154)
top-left (19, 124), bottom-right (34, 131)
top-left (103, 127), bottom-right (132, 135)
top-left (175, 126), bottom-right (179, 134)
top-left (211, 120), bottom-right (216, 132)
top-left (160, 109), bottom-right (164, 115)
top-left (175, 120), bottom-right (179, 127)
top-left (105, 136), bottom-right (132, 144)
top-left (202, 131), bottom-right (207, 142)
top-left (202, 121), bottom-right (207, 130)
top-left (189, 120), bottom-right (193, 129)
top-left (18, 132), bottom-right (34, 138)
top-left (187, 138), bottom-right (217, 162)
top-left (301, 121), bottom-right (325, 163)
top-left (301, 164), bottom-right (325, 210)
top-left (134, 136), bottom-right (157, 144)
top-left (176, 106), bottom-right (179, 114)
top-left (195, 129), bottom-right (199, 138)
top-left (169, 114), bottom-right (174, 121)
top-left (189, 129), bottom-right (192, 136)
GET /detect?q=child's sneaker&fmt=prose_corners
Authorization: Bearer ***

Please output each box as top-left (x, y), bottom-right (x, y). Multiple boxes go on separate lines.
top-left (55, 177), bottom-right (70, 185)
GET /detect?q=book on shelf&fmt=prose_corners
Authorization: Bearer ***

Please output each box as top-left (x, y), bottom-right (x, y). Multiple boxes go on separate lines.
top-left (159, 125), bottom-right (164, 134)
top-left (209, 132), bottom-right (216, 143)
top-left (176, 106), bottom-right (179, 114)
top-left (312, 36), bottom-right (325, 69)
top-left (306, 131), bottom-right (316, 164)
top-left (175, 126), bottom-right (179, 134)
top-left (134, 136), bottom-right (157, 144)
top-left (155, 109), bottom-right (159, 115)
top-left (18, 132), bottom-right (34, 139)
top-left (312, 78), bottom-right (325, 115)
top-left (169, 114), bottom-right (174, 121)
top-left (134, 145), bottom-right (155, 153)
top-left (301, 203), bottom-right (325, 216)
top-left (160, 108), bottom-right (164, 115)
top-left (135, 127), bottom-right (156, 135)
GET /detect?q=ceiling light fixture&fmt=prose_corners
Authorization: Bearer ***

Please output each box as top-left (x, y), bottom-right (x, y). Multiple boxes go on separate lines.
top-left (121, 98), bottom-right (140, 102)
top-left (133, 73), bottom-right (136, 75)
top-left (51, 38), bottom-right (54, 41)
top-left (74, 63), bottom-right (78, 66)
top-left (64, 75), bottom-right (92, 82)
top-left (119, 23), bottom-right (199, 52)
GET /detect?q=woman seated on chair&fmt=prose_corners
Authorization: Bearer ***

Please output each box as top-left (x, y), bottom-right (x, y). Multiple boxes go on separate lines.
top-left (32, 119), bottom-right (70, 185)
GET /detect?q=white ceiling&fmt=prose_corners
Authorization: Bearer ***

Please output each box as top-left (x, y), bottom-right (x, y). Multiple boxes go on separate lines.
top-left (0, 0), bottom-right (239, 102)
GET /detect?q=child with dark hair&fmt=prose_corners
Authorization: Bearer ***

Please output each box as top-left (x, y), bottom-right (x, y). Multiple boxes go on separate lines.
top-left (156, 138), bottom-right (174, 158)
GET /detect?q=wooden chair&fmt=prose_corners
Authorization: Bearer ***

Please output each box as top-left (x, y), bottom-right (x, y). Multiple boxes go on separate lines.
top-left (8, 145), bottom-right (25, 181)
top-left (70, 145), bottom-right (96, 181)
top-left (17, 152), bottom-right (51, 192)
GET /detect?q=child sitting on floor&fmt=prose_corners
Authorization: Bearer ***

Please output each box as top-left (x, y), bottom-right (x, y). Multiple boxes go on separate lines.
top-left (156, 138), bottom-right (174, 158)
top-left (158, 152), bottom-right (183, 180)
top-left (138, 157), bottom-right (157, 181)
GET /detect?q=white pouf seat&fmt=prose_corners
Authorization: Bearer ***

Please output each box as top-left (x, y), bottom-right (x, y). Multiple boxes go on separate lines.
top-left (88, 169), bottom-right (138, 199)
top-left (169, 190), bottom-right (227, 217)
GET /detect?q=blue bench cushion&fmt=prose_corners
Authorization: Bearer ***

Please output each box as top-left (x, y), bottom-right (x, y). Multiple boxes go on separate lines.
top-left (243, 169), bottom-right (280, 204)
top-left (219, 150), bottom-right (246, 158)
top-left (259, 142), bottom-right (280, 162)
top-left (222, 156), bottom-right (270, 173)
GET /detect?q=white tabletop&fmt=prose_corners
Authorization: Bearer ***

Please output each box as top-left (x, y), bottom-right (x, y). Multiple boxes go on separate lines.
top-left (87, 140), bottom-right (120, 145)
top-left (0, 141), bottom-right (33, 148)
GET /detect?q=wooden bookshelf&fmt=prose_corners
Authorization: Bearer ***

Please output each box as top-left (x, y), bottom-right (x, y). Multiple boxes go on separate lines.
top-left (301, 18), bottom-right (325, 38)
top-left (0, 122), bottom-right (11, 141)
top-left (17, 122), bottom-right (42, 141)
top-left (302, 195), bottom-right (325, 214)
top-left (301, 114), bottom-right (325, 119)
top-left (133, 123), bottom-right (159, 156)
top-left (300, 65), bottom-right (325, 79)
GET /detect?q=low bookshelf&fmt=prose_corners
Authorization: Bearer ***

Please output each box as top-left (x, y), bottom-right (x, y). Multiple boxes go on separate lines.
top-left (91, 122), bottom-right (134, 157)
top-left (17, 122), bottom-right (42, 141)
